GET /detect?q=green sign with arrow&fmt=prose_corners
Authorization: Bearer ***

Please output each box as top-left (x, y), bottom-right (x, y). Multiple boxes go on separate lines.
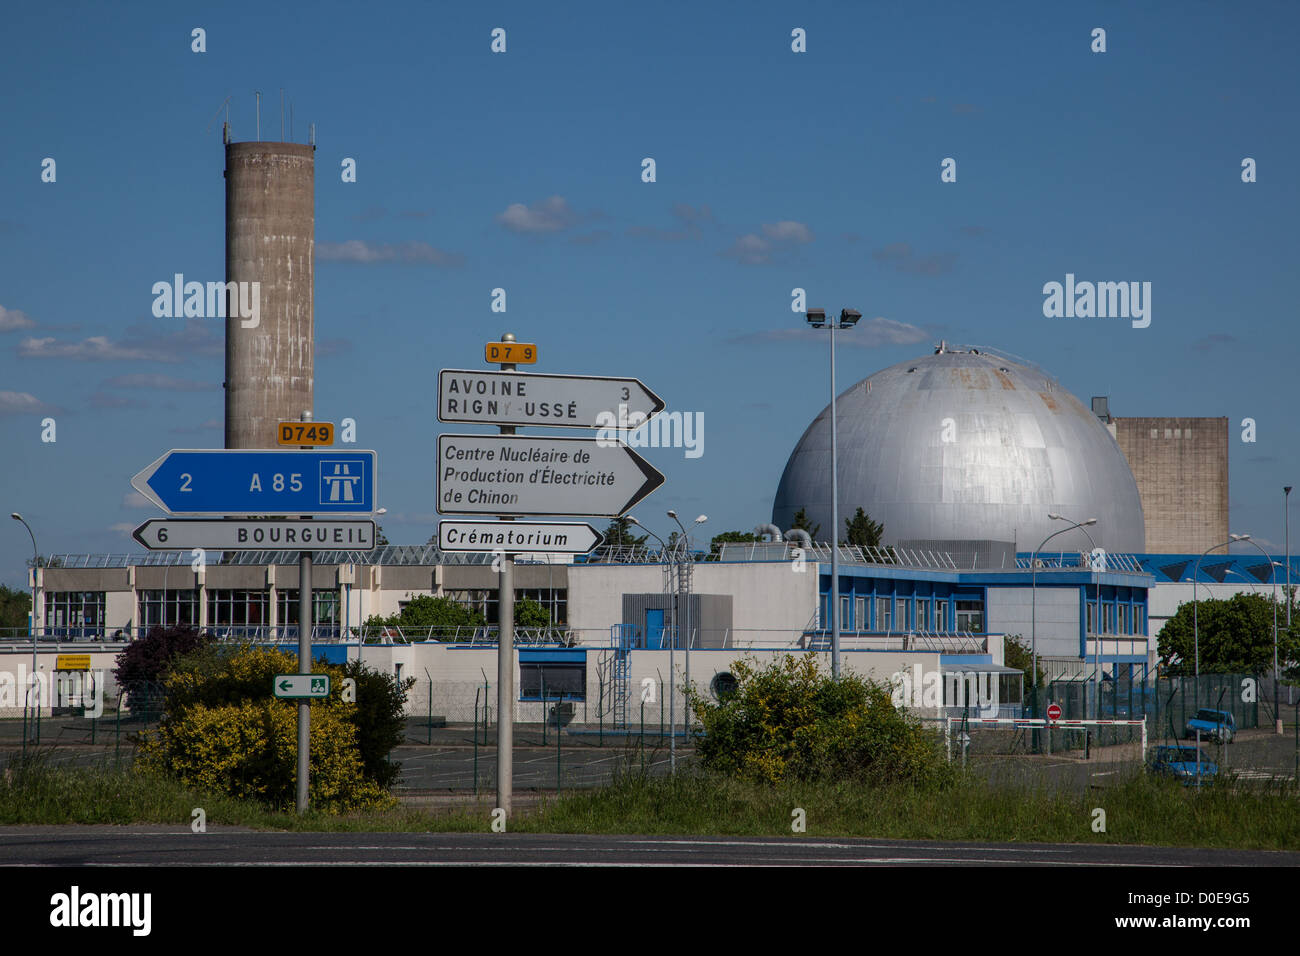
top-left (273, 674), bottom-right (331, 699)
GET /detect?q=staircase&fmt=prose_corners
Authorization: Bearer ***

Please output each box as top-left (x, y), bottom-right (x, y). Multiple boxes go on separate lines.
top-left (610, 624), bottom-right (634, 728)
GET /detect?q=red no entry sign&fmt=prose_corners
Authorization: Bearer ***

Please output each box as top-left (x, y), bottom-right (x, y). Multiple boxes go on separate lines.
top-left (1047, 703), bottom-right (1062, 721)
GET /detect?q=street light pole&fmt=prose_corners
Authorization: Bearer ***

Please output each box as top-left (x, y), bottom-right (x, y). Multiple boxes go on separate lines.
top-left (1237, 535), bottom-right (1282, 734)
top-left (803, 307), bottom-right (860, 680)
top-left (669, 512), bottom-right (707, 735)
top-left (1033, 516), bottom-right (1096, 750)
top-left (1049, 513), bottom-right (1099, 716)
top-left (628, 516), bottom-right (674, 771)
top-left (1286, 486), bottom-right (1293, 632)
top-left (1193, 536), bottom-right (1242, 714)
top-left (11, 513), bottom-right (40, 732)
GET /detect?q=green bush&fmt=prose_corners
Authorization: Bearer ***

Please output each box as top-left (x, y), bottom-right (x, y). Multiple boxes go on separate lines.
top-left (688, 654), bottom-right (952, 787)
top-left (136, 646), bottom-right (406, 812)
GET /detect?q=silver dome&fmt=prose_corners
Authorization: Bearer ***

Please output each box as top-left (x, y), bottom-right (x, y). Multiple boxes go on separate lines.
top-left (772, 346), bottom-right (1146, 554)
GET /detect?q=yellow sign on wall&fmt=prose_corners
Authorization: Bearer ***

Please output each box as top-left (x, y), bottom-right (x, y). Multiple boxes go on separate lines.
top-left (484, 342), bottom-right (537, 365)
top-left (55, 654), bottom-right (91, 671)
top-left (277, 422), bottom-right (335, 446)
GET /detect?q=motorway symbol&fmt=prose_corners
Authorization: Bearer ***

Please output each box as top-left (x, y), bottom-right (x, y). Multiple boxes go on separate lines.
top-left (438, 369), bottom-right (664, 429)
top-left (436, 434), bottom-right (664, 517)
top-left (273, 674), bottom-right (331, 699)
top-left (1047, 703), bottom-right (1062, 722)
top-left (485, 341), bottom-right (536, 365)
top-left (131, 449), bottom-right (377, 515)
top-left (438, 520), bottom-right (602, 554)
top-left (277, 421), bottom-right (335, 446)
top-left (133, 519), bottom-right (376, 551)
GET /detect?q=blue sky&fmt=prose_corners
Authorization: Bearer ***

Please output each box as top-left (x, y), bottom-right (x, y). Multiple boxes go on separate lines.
top-left (1, 0), bottom-right (1297, 585)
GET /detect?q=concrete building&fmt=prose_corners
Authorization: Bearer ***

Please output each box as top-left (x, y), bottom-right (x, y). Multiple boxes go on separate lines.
top-left (1093, 402), bottom-right (1229, 554)
top-left (223, 140), bottom-right (315, 449)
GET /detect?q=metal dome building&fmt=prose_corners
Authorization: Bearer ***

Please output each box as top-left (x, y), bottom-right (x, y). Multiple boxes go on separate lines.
top-left (772, 344), bottom-right (1146, 558)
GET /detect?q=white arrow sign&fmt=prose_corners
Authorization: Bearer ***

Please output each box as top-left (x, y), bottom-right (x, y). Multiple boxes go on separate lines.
top-left (438, 369), bottom-right (664, 429)
top-left (436, 434), bottom-right (664, 517)
top-left (133, 519), bottom-right (376, 551)
top-left (437, 520), bottom-right (602, 554)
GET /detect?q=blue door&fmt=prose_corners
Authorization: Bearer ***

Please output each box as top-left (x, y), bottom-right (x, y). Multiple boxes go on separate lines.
top-left (645, 609), bottom-right (665, 649)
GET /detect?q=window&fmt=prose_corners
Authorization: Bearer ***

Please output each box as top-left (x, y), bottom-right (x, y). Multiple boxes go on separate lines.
top-left (1120, 604), bottom-right (1131, 634)
top-left (896, 598), bottom-right (909, 631)
top-left (855, 597), bottom-right (867, 631)
top-left (955, 600), bottom-right (983, 633)
top-left (840, 595), bottom-right (851, 629)
top-left (207, 589), bottom-right (269, 637)
top-left (45, 591), bottom-right (106, 638)
top-left (278, 589), bottom-right (340, 637)
top-left (137, 590), bottom-right (199, 631)
top-left (442, 588), bottom-right (568, 626)
top-left (1103, 603), bottom-right (1115, 634)
top-left (1086, 602), bottom-right (1095, 633)
top-left (936, 601), bottom-right (948, 632)
top-left (916, 600), bottom-right (930, 632)
top-left (876, 598), bottom-right (889, 632)
top-left (519, 662), bottom-right (585, 700)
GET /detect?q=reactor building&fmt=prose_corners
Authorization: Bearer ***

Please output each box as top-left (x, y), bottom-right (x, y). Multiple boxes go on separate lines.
top-left (223, 138), bottom-right (315, 449)
top-left (772, 344), bottom-right (1148, 562)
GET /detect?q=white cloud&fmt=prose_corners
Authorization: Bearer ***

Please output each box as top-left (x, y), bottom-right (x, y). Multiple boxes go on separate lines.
top-left (19, 335), bottom-right (180, 362)
top-left (762, 221), bottom-right (813, 243)
top-left (0, 390), bottom-right (58, 416)
top-left (122, 492), bottom-right (152, 509)
top-left (317, 240), bottom-right (463, 266)
top-left (0, 306), bottom-right (35, 331)
top-left (108, 523), bottom-right (137, 536)
top-left (722, 234), bottom-right (772, 265)
top-left (102, 374), bottom-right (218, 391)
top-left (496, 196), bottom-right (577, 233)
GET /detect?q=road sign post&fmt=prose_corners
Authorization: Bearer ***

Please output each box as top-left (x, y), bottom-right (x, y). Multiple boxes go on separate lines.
top-left (438, 370), bottom-right (663, 429)
top-left (437, 520), bottom-right (600, 555)
top-left (132, 519), bottom-right (376, 551)
top-left (273, 674), bottom-right (331, 698)
top-left (435, 434), bottom-right (663, 517)
top-left (131, 449), bottom-right (376, 515)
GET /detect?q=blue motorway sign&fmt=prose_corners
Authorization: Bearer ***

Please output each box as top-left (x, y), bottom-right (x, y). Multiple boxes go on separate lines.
top-left (131, 449), bottom-right (377, 515)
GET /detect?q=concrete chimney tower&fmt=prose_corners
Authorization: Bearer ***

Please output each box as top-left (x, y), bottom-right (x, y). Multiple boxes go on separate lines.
top-left (223, 141), bottom-right (315, 448)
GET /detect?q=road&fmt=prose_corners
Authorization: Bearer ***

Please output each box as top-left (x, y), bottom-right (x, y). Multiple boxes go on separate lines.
top-left (1, 827), bottom-right (1297, 866)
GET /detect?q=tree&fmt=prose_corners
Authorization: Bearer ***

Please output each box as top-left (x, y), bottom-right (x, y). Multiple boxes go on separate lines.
top-left (1157, 593), bottom-right (1300, 676)
top-left (791, 507), bottom-right (821, 542)
top-left (600, 517), bottom-right (647, 551)
top-left (374, 525), bottom-right (389, 546)
top-left (0, 584), bottom-right (31, 631)
top-left (710, 530), bottom-right (759, 554)
top-left (843, 507), bottom-right (884, 548)
top-left (364, 595), bottom-right (485, 640)
top-left (1002, 633), bottom-right (1046, 688)
top-left (113, 624), bottom-right (214, 686)
top-left (514, 598), bottom-right (551, 629)
top-left (687, 654), bottom-right (951, 786)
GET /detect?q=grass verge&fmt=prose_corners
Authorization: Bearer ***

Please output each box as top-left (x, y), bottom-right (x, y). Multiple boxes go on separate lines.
top-left (3, 751), bottom-right (1298, 849)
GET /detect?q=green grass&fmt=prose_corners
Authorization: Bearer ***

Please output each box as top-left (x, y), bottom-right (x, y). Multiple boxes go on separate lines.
top-left (3, 752), bottom-right (1299, 849)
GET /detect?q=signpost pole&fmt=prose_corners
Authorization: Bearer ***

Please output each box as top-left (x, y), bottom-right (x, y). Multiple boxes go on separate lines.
top-left (496, 335), bottom-right (516, 820)
top-left (297, 411), bottom-right (312, 814)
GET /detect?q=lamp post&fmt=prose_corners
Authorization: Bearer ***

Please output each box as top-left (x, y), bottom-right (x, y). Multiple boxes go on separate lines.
top-left (1049, 513), bottom-right (1101, 716)
top-left (1032, 517), bottom-right (1096, 749)
top-left (669, 511), bottom-right (707, 734)
top-left (1235, 535), bottom-right (1282, 734)
top-left (1286, 486), bottom-right (1293, 631)
top-left (11, 513), bottom-right (39, 731)
top-left (804, 306), bottom-right (860, 680)
top-left (1193, 535), bottom-right (1244, 714)
top-left (628, 516), bottom-right (675, 772)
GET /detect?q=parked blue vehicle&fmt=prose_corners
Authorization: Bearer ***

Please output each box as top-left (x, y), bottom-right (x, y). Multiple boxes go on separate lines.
top-left (1147, 745), bottom-right (1219, 784)
top-left (1186, 708), bottom-right (1235, 744)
